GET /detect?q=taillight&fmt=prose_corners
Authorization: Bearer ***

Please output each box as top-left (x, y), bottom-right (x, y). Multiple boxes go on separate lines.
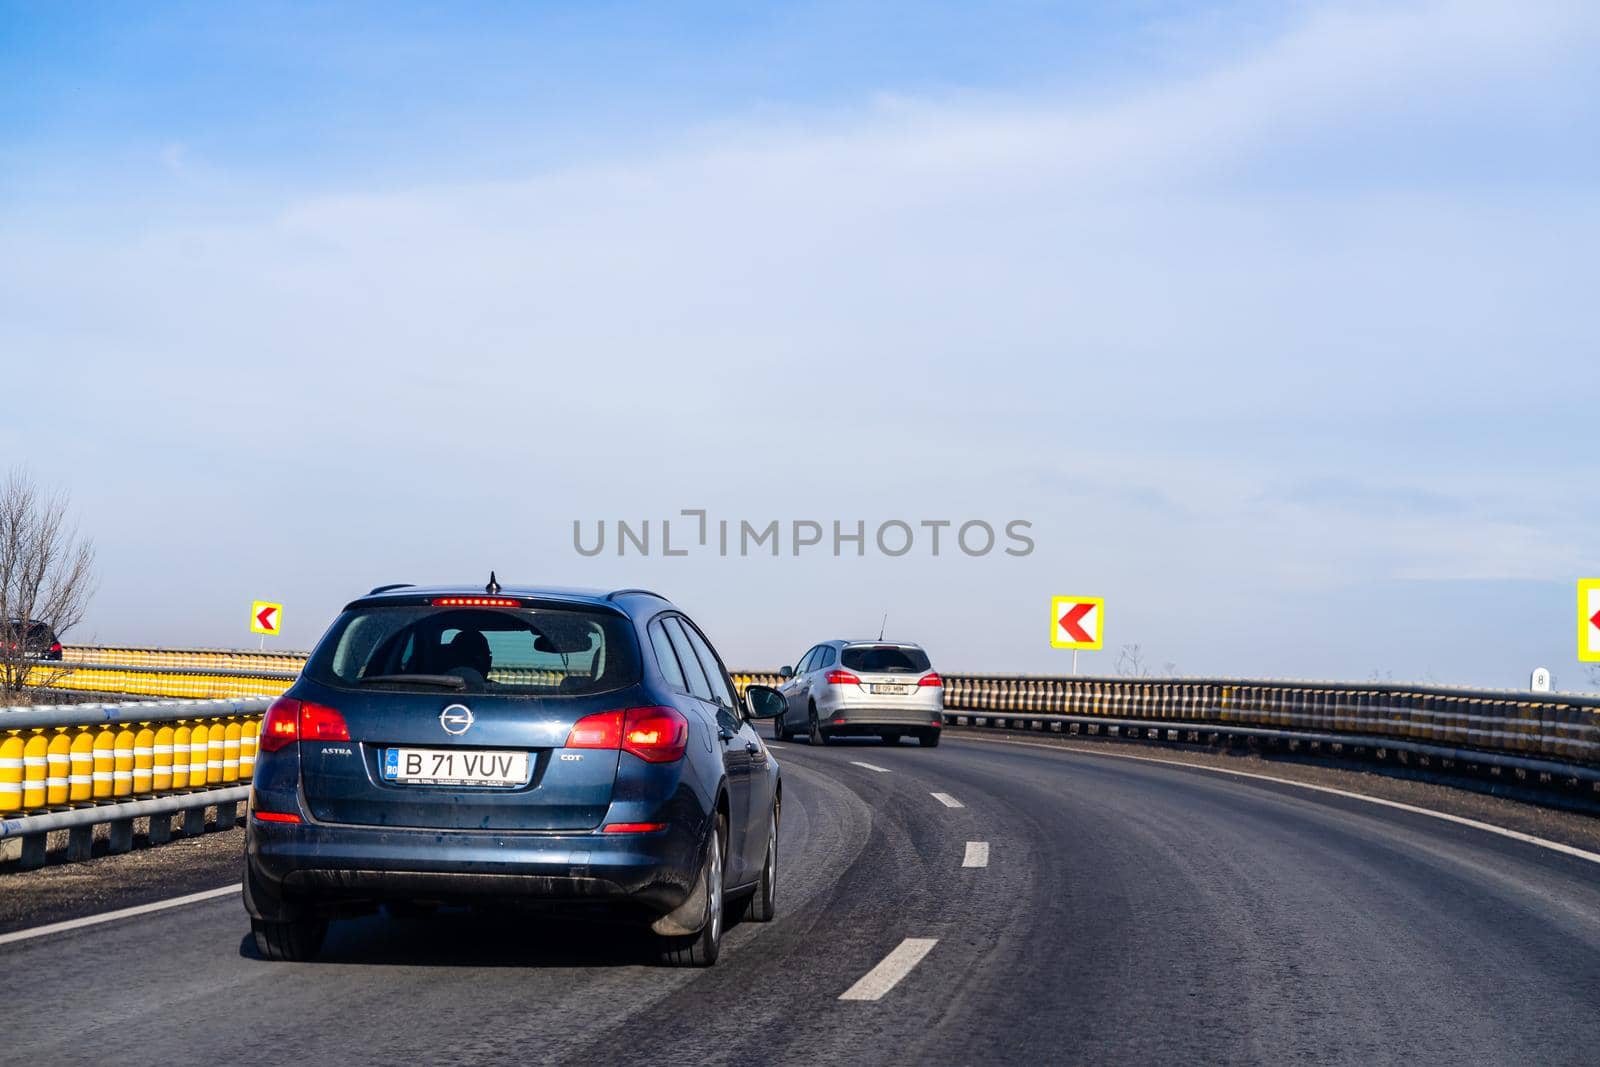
top-left (432, 596), bottom-right (522, 607)
top-left (252, 810), bottom-right (301, 824)
top-left (825, 670), bottom-right (861, 686)
top-left (565, 707), bottom-right (688, 763)
top-left (566, 710), bottom-right (623, 749)
top-left (260, 697), bottom-right (301, 752)
top-left (50, 642), bottom-right (62, 653)
top-left (622, 706), bottom-right (689, 763)
top-left (918, 672), bottom-right (943, 687)
top-left (258, 697), bottom-right (349, 753)
top-left (302, 702), bottom-right (350, 742)
top-left (602, 822), bottom-right (667, 833)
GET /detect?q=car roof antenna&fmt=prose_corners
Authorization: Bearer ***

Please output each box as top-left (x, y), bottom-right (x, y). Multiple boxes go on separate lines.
top-left (486, 571), bottom-right (501, 595)
top-left (878, 612), bottom-right (887, 641)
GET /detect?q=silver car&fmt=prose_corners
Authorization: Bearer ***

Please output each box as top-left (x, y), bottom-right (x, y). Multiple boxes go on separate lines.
top-left (774, 640), bottom-right (943, 746)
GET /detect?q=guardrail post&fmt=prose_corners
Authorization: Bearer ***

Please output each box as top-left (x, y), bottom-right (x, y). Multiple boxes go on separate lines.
top-left (216, 799), bottom-right (238, 830)
top-left (147, 811), bottom-right (172, 845)
top-left (19, 832), bottom-right (46, 869)
top-left (182, 803), bottom-right (207, 837)
top-left (107, 816), bottom-right (133, 854)
top-left (66, 824), bottom-right (93, 861)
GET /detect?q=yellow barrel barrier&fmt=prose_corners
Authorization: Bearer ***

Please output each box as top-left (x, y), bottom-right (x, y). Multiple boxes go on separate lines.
top-left (188, 723), bottom-right (209, 787)
top-left (113, 726), bottom-right (136, 797)
top-left (68, 728), bottom-right (93, 801)
top-left (22, 733), bottom-right (48, 809)
top-left (133, 726), bottom-right (155, 793)
top-left (0, 733), bottom-right (22, 812)
top-left (207, 720), bottom-right (227, 783)
top-left (240, 718), bottom-right (259, 780)
top-left (224, 720), bottom-right (242, 782)
top-left (153, 724), bottom-right (174, 790)
top-left (46, 730), bottom-right (70, 805)
top-left (92, 727), bottom-right (114, 799)
top-left (0, 696), bottom-right (275, 869)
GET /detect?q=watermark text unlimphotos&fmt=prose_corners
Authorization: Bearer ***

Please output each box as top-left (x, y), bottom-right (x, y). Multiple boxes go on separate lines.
top-left (572, 510), bottom-right (1034, 558)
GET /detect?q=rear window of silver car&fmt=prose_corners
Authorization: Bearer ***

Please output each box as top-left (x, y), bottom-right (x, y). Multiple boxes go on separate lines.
top-left (840, 645), bottom-right (930, 674)
top-left (305, 605), bottom-right (641, 696)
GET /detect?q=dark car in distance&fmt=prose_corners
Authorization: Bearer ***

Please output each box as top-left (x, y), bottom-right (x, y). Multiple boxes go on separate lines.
top-left (3, 618), bottom-right (62, 660)
top-left (244, 583), bottom-right (786, 966)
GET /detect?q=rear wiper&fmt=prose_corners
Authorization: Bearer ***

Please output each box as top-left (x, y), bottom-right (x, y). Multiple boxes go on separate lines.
top-left (357, 674), bottom-right (466, 690)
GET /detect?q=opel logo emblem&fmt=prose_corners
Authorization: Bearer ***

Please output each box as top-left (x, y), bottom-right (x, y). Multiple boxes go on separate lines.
top-left (440, 703), bottom-right (474, 736)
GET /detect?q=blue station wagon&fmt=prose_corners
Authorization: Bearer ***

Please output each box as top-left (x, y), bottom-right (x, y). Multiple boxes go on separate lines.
top-left (244, 582), bottom-right (785, 966)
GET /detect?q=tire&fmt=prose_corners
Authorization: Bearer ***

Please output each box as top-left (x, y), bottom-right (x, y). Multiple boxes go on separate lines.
top-left (251, 916), bottom-right (328, 962)
top-left (808, 705), bottom-right (825, 746)
top-left (774, 715), bottom-right (791, 743)
top-left (743, 804), bottom-right (778, 923)
top-left (919, 729), bottom-right (941, 748)
top-left (657, 817), bottom-right (725, 967)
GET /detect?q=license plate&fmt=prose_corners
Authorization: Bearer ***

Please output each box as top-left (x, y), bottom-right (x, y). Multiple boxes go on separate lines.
top-left (383, 747), bottom-right (529, 787)
top-left (871, 683), bottom-right (911, 695)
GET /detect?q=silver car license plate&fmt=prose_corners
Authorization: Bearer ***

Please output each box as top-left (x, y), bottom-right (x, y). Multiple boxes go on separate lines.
top-left (383, 747), bottom-right (528, 787)
top-left (871, 683), bottom-right (910, 695)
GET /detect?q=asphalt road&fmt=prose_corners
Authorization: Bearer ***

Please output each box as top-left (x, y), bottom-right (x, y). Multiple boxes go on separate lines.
top-left (4, 735), bottom-right (1599, 1066)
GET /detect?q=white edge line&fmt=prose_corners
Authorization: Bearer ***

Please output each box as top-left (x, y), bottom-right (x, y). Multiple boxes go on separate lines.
top-left (931, 791), bottom-right (964, 808)
top-left (849, 761), bottom-right (892, 773)
top-left (962, 841), bottom-right (990, 868)
top-left (839, 937), bottom-right (939, 1001)
top-left (0, 884), bottom-right (240, 949)
top-left (958, 735), bottom-right (1600, 866)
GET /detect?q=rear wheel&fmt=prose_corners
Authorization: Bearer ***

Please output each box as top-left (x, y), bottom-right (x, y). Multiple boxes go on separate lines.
top-left (919, 729), bottom-right (941, 748)
top-left (774, 714), bottom-right (791, 742)
top-left (657, 817), bottom-right (725, 967)
top-left (251, 916), bottom-right (327, 962)
top-left (742, 804), bottom-right (778, 922)
top-left (808, 705), bottom-right (825, 745)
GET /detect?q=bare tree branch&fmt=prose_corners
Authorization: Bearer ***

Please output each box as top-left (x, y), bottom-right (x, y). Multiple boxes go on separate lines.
top-left (1115, 643), bottom-right (1149, 678)
top-left (0, 469), bottom-right (98, 693)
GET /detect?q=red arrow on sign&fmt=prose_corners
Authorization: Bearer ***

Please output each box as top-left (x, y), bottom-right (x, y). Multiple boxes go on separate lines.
top-left (256, 606), bottom-right (277, 632)
top-left (1058, 602), bottom-right (1095, 643)
top-left (1591, 608), bottom-right (1600, 632)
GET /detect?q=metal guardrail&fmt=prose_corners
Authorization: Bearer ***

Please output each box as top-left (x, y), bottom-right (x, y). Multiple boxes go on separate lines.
top-left (37, 648), bottom-right (1600, 770)
top-left (0, 696), bottom-right (272, 868)
top-left (944, 712), bottom-right (1600, 787)
top-left (4, 648), bottom-right (1596, 871)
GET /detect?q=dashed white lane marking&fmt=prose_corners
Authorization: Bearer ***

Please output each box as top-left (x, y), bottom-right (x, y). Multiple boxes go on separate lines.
top-left (963, 841), bottom-right (990, 868)
top-left (931, 792), bottom-right (964, 808)
top-left (839, 938), bottom-right (939, 1001)
top-left (849, 761), bottom-right (892, 773)
top-left (0, 884), bottom-right (240, 949)
top-left (959, 736), bottom-right (1600, 867)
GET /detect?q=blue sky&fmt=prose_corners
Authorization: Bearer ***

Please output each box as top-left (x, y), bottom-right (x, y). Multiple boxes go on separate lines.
top-left (3, 1), bottom-right (1598, 689)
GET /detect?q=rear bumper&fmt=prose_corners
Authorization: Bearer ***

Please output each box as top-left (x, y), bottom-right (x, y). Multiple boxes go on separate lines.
top-left (246, 814), bottom-right (704, 918)
top-left (820, 706), bottom-right (944, 731)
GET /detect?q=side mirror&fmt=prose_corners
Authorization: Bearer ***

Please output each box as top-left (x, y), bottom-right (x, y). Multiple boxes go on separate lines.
top-left (778, 666), bottom-right (794, 680)
top-left (744, 684), bottom-right (787, 719)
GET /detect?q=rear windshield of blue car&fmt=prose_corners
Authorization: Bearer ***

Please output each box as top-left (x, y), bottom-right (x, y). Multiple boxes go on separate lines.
top-left (841, 645), bottom-right (931, 674)
top-left (304, 605), bottom-right (641, 696)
